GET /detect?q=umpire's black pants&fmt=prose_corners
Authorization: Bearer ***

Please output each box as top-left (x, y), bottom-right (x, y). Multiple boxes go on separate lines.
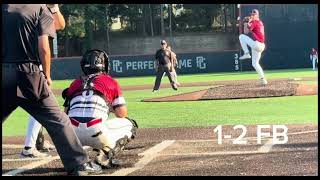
top-left (1, 62), bottom-right (89, 172)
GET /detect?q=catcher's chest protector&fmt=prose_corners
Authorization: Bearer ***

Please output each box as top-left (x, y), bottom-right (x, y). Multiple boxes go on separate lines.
top-left (68, 74), bottom-right (111, 121)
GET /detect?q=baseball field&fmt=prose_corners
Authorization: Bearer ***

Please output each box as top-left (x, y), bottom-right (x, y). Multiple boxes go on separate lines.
top-left (2, 68), bottom-right (318, 176)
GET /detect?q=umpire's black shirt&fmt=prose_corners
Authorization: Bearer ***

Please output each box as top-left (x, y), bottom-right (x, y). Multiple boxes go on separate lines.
top-left (2, 4), bottom-right (55, 63)
top-left (155, 48), bottom-right (171, 65)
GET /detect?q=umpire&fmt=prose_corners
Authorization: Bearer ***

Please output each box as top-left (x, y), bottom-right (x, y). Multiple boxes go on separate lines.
top-left (152, 40), bottom-right (178, 92)
top-left (2, 4), bottom-right (101, 175)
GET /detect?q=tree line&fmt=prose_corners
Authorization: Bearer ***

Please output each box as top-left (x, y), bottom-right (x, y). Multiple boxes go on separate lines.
top-left (58, 4), bottom-right (237, 56)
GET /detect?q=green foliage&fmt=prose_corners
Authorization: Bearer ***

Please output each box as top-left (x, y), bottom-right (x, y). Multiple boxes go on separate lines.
top-left (55, 4), bottom-right (237, 56)
top-left (57, 4), bottom-right (235, 44)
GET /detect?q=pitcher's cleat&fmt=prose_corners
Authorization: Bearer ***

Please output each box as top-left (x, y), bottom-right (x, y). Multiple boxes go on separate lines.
top-left (239, 53), bottom-right (251, 60)
top-left (256, 78), bottom-right (268, 86)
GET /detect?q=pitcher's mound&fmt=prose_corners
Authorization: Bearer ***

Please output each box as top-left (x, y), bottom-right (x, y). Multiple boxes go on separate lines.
top-left (142, 80), bottom-right (317, 102)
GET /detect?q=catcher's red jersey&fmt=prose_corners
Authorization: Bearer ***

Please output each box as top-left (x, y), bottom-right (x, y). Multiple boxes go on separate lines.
top-left (66, 74), bottom-right (123, 106)
top-left (65, 73), bottom-right (126, 120)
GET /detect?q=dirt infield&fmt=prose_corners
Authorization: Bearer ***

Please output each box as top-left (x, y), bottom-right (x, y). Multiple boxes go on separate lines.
top-left (143, 79), bottom-right (317, 102)
top-left (2, 124), bottom-right (318, 176)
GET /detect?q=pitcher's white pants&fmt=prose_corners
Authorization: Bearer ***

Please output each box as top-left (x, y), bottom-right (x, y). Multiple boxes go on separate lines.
top-left (239, 34), bottom-right (266, 79)
top-left (24, 116), bottom-right (42, 148)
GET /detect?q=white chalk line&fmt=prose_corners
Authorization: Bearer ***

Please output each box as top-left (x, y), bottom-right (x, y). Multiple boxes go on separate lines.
top-left (2, 146), bottom-right (91, 176)
top-left (258, 139), bottom-right (274, 153)
top-left (2, 156), bottom-right (60, 176)
top-left (161, 147), bottom-right (317, 157)
top-left (2, 144), bottom-right (24, 149)
top-left (2, 158), bottom-right (53, 162)
top-left (287, 130), bottom-right (318, 135)
top-left (96, 140), bottom-right (176, 176)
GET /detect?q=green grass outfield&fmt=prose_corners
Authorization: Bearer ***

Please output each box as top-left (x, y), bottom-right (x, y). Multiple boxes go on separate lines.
top-left (2, 68), bottom-right (318, 136)
top-left (51, 68), bottom-right (318, 89)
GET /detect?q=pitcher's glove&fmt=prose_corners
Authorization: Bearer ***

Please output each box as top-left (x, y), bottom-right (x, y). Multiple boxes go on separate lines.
top-left (243, 16), bottom-right (251, 23)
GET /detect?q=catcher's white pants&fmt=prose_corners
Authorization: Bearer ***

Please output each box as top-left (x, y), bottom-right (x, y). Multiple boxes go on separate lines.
top-left (239, 34), bottom-right (266, 79)
top-left (24, 115), bottom-right (42, 148)
top-left (71, 117), bottom-right (135, 150)
top-left (24, 116), bottom-right (135, 150)
top-left (310, 55), bottom-right (318, 70)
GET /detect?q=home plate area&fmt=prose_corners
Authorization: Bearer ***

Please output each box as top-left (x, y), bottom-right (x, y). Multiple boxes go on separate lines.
top-left (2, 125), bottom-right (318, 176)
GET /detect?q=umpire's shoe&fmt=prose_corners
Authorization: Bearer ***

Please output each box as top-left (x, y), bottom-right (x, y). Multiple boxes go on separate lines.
top-left (67, 161), bottom-right (102, 176)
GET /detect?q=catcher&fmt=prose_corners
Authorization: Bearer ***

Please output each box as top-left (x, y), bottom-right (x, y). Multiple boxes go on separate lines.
top-left (62, 49), bottom-right (138, 168)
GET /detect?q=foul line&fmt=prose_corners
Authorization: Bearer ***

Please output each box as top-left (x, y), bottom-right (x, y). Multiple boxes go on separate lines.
top-left (2, 146), bottom-right (91, 176)
top-left (2, 158), bottom-right (53, 162)
top-left (287, 130), bottom-right (318, 135)
top-left (161, 146), bottom-right (316, 157)
top-left (258, 139), bottom-right (274, 153)
top-left (98, 140), bottom-right (175, 176)
top-left (2, 144), bottom-right (24, 149)
top-left (2, 156), bottom-right (60, 176)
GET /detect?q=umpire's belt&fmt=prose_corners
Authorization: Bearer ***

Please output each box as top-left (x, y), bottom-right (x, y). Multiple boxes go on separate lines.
top-left (70, 118), bottom-right (102, 127)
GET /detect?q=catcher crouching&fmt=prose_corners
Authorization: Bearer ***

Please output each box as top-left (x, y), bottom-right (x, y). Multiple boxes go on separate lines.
top-left (62, 49), bottom-right (138, 168)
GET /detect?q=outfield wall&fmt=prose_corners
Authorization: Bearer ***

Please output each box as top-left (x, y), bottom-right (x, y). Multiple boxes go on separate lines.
top-left (52, 51), bottom-right (238, 79)
top-left (51, 49), bottom-right (313, 80)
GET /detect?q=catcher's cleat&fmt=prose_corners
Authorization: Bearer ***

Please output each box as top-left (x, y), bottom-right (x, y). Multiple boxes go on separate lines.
top-left (67, 160), bottom-right (102, 176)
top-left (94, 148), bottom-right (124, 169)
top-left (239, 53), bottom-right (251, 60)
top-left (94, 149), bottom-right (112, 168)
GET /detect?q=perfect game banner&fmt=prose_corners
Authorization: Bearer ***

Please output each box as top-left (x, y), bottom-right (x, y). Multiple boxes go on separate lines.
top-left (51, 50), bottom-right (240, 79)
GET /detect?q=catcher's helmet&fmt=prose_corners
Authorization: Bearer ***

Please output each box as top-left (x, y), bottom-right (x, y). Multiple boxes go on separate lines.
top-left (80, 49), bottom-right (109, 75)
